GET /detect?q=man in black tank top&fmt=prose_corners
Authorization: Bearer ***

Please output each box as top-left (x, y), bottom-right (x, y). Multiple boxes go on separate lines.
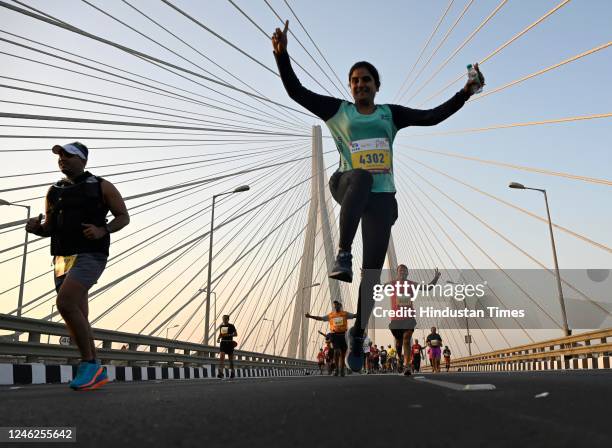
top-left (25, 142), bottom-right (130, 391)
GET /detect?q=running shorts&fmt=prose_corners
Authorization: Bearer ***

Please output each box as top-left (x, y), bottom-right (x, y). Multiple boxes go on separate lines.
top-left (220, 340), bottom-right (235, 355)
top-left (329, 332), bottom-right (347, 352)
top-left (430, 346), bottom-right (441, 359)
top-left (54, 252), bottom-right (107, 292)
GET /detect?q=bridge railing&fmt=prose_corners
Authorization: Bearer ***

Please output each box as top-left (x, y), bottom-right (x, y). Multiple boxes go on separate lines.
top-left (0, 314), bottom-right (315, 371)
top-left (421, 328), bottom-right (612, 372)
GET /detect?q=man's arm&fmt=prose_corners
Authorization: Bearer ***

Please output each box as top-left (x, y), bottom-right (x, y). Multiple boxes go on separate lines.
top-left (102, 180), bottom-right (130, 233)
top-left (305, 313), bottom-right (327, 321)
top-left (25, 190), bottom-right (53, 237)
top-left (345, 312), bottom-right (357, 320)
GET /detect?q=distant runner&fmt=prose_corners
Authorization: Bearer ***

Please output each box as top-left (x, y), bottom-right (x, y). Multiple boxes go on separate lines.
top-left (389, 264), bottom-right (440, 375)
top-left (443, 346), bottom-right (452, 372)
top-left (317, 348), bottom-right (326, 375)
top-left (411, 339), bottom-right (424, 373)
top-left (217, 315), bottom-right (237, 379)
top-left (426, 327), bottom-right (443, 373)
top-left (306, 300), bottom-right (356, 377)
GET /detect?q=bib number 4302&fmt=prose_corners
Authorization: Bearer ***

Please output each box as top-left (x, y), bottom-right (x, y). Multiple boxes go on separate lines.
top-left (359, 153), bottom-right (385, 165)
top-left (350, 138), bottom-right (391, 173)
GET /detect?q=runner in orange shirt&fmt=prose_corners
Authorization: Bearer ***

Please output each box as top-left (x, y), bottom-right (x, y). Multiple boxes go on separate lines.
top-left (306, 300), bottom-right (356, 376)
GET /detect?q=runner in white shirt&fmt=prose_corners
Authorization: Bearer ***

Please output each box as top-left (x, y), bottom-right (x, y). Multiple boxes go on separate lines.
top-left (363, 333), bottom-right (371, 373)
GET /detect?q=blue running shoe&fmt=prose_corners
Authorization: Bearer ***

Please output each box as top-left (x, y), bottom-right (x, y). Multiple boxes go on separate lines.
top-left (346, 326), bottom-right (364, 372)
top-left (70, 362), bottom-right (107, 391)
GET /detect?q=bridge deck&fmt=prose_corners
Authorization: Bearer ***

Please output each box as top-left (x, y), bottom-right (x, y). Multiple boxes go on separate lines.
top-left (1, 370), bottom-right (611, 447)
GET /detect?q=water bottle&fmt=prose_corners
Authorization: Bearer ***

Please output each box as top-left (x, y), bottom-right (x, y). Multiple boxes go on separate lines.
top-left (467, 64), bottom-right (482, 94)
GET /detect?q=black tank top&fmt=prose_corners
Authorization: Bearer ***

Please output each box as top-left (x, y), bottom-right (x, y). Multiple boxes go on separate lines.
top-left (47, 171), bottom-right (110, 256)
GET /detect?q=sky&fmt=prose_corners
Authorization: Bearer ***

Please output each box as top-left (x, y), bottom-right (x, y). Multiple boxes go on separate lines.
top-left (0, 0), bottom-right (610, 359)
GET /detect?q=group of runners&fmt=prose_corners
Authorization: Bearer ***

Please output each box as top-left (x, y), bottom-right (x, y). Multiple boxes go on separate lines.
top-left (312, 297), bottom-right (453, 376)
top-left (22, 19), bottom-right (480, 391)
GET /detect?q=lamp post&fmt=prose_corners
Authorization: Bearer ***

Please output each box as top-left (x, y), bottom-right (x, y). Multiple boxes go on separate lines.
top-left (0, 199), bottom-right (31, 317)
top-left (199, 290), bottom-right (217, 339)
top-left (262, 317), bottom-right (276, 356)
top-left (509, 182), bottom-right (570, 336)
top-left (447, 280), bottom-right (472, 356)
top-left (212, 291), bottom-right (217, 332)
top-left (204, 185), bottom-right (250, 345)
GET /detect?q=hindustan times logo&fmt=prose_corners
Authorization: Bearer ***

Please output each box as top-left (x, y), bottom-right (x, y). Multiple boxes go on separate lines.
top-left (372, 281), bottom-right (487, 302)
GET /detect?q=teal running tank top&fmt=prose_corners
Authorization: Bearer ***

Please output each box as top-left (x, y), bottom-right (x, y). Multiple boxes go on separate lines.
top-left (326, 101), bottom-right (398, 193)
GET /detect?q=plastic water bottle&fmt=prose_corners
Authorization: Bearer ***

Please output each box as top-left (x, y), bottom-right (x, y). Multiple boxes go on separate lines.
top-left (467, 64), bottom-right (482, 94)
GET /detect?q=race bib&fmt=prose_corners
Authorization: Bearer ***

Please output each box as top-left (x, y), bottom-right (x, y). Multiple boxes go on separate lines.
top-left (430, 339), bottom-right (441, 347)
top-left (396, 294), bottom-right (412, 306)
top-left (54, 255), bottom-right (77, 278)
top-left (220, 327), bottom-right (229, 335)
top-left (349, 138), bottom-right (391, 173)
top-left (333, 317), bottom-right (345, 327)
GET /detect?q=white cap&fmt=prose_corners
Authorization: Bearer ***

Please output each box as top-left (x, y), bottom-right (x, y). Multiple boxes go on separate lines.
top-left (51, 142), bottom-right (88, 160)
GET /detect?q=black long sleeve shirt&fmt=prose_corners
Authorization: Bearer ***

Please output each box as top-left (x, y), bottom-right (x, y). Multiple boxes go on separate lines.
top-left (274, 50), bottom-right (470, 127)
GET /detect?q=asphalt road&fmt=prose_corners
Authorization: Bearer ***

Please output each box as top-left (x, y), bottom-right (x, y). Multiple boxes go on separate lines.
top-left (1, 370), bottom-right (611, 447)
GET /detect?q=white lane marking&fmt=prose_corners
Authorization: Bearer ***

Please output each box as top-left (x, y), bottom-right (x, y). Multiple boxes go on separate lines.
top-left (414, 376), bottom-right (496, 391)
top-left (534, 392), bottom-right (549, 398)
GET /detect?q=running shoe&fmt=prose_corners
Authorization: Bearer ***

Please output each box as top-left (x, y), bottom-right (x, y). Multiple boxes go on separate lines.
top-left (329, 251), bottom-right (353, 283)
top-left (69, 362), bottom-right (107, 391)
top-left (230, 370), bottom-right (235, 379)
top-left (403, 368), bottom-right (412, 376)
top-left (340, 367), bottom-right (345, 377)
top-left (81, 366), bottom-right (109, 390)
top-left (217, 371), bottom-right (224, 379)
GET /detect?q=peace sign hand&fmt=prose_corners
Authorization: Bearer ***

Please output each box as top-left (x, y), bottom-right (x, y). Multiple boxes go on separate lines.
top-left (272, 20), bottom-right (289, 54)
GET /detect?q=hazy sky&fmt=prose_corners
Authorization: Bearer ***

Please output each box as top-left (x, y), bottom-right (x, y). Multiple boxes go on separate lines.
top-left (0, 0), bottom-right (610, 358)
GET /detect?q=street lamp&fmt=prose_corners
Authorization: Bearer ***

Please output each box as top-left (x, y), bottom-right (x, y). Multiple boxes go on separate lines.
top-left (204, 185), bottom-right (250, 345)
top-left (165, 324), bottom-right (179, 340)
top-left (447, 280), bottom-right (472, 356)
top-left (509, 182), bottom-right (570, 336)
top-left (262, 317), bottom-right (276, 356)
top-left (199, 290), bottom-right (217, 338)
top-left (0, 199), bottom-right (31, 317)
